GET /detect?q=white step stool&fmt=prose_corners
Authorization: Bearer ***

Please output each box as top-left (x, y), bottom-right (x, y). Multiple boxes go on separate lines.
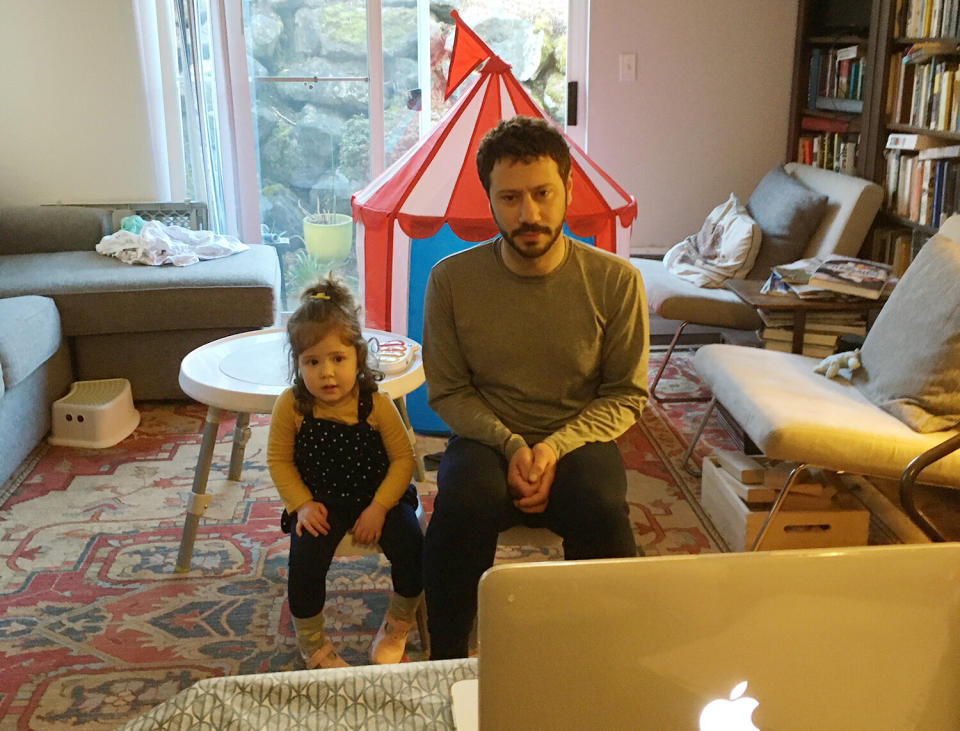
top-left (49, 379), bottom-right (140, 448)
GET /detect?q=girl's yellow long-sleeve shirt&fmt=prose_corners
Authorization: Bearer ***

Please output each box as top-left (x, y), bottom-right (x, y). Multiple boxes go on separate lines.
top-left (267, 387), bottom-right (415, 514)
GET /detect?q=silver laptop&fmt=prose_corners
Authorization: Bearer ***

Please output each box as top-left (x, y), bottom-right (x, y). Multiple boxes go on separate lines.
top-left (455, 543), bottom-right (960, 730)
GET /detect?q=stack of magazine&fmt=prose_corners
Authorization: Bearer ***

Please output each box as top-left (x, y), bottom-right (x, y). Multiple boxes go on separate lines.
top-left (761, 256), bottom-right (893, 300)
top-left (756, 255), bottom-right (891, 357)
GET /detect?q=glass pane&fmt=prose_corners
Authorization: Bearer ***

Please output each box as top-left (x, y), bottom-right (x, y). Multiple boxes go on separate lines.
top-left (382, 0), bottom-right (422, 168)
top-left (243, 0), bottom-right (370, 311)
top-left (238, 0), bottom-right (568, 313)
top-left (428, 1), bottom-right (568, 126)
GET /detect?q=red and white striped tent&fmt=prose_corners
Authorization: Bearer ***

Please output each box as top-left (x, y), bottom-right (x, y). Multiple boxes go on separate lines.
top-left (352, 11), bottom-right (637, 332)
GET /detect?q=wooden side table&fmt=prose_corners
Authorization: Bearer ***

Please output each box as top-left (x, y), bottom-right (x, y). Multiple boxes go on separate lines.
top-left (724, 279), bottom-right (888, 354)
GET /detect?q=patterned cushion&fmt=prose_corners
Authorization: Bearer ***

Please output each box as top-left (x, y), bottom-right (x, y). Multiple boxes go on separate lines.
top-left (662, 194), bottom-right (761, 287)
top-left (746, 166), bottom-right (828, 279)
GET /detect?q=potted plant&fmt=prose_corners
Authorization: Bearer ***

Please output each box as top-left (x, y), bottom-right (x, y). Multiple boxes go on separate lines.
top-left (298, 198), bottom-right (352, 260)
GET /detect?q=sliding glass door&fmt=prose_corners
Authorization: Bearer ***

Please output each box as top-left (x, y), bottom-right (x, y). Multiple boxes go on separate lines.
top-left (237, 0), bottom-right (573, 311)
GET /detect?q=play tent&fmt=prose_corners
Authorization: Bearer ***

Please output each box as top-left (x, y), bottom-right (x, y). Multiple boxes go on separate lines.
top-left (351, 11), bottom-right (637, 430)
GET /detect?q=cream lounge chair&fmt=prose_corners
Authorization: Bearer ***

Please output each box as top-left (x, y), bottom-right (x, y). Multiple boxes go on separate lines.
top-left (633, 163), bottom-right (883, 402)
top-left (683, 215), bottom-right (960, 547)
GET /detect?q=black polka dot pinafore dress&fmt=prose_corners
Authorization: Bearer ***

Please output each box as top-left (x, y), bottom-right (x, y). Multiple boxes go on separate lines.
top-left (280, 391), bottom-right (389, 532)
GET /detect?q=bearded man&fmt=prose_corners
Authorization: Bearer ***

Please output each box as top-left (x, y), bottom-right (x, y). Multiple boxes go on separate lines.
top-left (421, 115), bottom-right (650, 659)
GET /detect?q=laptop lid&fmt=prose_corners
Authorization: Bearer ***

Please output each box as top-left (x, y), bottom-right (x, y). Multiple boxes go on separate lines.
top-left (476, 543), bottom-right (960, 730)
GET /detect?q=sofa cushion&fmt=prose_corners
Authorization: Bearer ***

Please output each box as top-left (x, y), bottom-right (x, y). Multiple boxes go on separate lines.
top-left (0, 206), bottom-right (112, 255)
top-left (0, 296), bottom-right (63, 393)
top-left (853, 221), bottom-right (960, 432)
top-left (0, 245), bottom-right (280, 336)
top-left (746, 166), bottom-right (828, 279)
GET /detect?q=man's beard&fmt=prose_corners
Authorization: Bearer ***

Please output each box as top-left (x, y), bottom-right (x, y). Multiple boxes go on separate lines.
top-left (498, 222), bottom-right (564, 260)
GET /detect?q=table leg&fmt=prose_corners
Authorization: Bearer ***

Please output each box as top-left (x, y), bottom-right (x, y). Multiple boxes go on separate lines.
top-left (791, 310), bottom-right (807, 354)
top-left (394, 397), bottom-right (426, 482)
top-left (175, 406), bottom-right (222, 573)
top-left (228, 412), bottom-right (251, 481)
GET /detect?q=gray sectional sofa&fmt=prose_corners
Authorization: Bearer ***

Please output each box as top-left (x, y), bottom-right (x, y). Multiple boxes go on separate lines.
top-left (0, 205), bottom-right (281, 487)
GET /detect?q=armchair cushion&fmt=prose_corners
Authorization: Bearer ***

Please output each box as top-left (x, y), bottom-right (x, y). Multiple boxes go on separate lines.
top-left (746, 166), bottom-right (828, 279)
top-left (853, 219), bottom-right (960, 432)
top-left (693, 344), bottom-right (960, 487)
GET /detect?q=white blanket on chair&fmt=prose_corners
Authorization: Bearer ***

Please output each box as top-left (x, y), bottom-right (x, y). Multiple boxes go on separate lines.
top-left (96, 220), bottom-right (249, 266)
top-left (663, 193), bottom-right (761, 287)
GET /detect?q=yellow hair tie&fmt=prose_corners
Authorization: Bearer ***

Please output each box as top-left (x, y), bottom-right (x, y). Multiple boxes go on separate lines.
top-left (310, 292), bottom-right (331, 300)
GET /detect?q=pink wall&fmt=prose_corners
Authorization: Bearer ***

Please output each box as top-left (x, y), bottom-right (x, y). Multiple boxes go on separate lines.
top-left (585, 1), bottom-right (799, 254)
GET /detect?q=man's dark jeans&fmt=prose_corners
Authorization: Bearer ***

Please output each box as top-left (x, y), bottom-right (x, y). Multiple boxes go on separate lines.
top-left (423, 436), bottom-right (638, 659)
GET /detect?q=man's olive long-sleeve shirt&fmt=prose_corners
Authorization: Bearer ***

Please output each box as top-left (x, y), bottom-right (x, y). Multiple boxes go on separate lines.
top-left (422, 236), bottom-right (649, 461)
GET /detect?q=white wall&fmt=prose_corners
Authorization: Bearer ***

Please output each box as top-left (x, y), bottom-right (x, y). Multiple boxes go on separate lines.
top-left (0, 0), bottom-right (158, 205)
top-left (585, 1), bottom-right (798, 253)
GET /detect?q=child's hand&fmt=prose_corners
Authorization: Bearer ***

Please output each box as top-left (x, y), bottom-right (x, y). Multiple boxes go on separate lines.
top-left (351, 502), bottom-right (388, 545)
top-left (296, 500), bottom-right (330, 537)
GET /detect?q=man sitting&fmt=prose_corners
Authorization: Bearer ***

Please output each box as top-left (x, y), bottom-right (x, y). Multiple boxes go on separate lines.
top-left (422, 116), bottom-right (650, 659)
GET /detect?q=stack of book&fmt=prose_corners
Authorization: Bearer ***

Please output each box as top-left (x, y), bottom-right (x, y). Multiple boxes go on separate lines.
top-left (894, 0), bottom-right (960, 40)
top-left (808, 45), bottom-right (865, 112)
top-left (886, 45), bottom-right (960, 131)
top-left (757, 311), bottom-right (868, 359)
top-left (796, 118), bottom-right (858, 174)
top-left (884, 133), bottom-right (960, 228)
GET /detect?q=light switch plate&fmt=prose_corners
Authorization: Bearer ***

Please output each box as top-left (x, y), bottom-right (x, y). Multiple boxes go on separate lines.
top-left (619, 52), bottom-right (636, 82)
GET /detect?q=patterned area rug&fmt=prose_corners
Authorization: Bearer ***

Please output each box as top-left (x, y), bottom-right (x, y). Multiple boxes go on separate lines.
top-left (0, 351), bottom-right (901, 729)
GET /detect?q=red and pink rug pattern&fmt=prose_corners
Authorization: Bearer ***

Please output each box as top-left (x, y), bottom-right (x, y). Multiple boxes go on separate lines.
top-left (0, 352), bottom-right (736, 729)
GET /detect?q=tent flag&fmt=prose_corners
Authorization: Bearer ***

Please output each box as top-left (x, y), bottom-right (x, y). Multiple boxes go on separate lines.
top-left (352, 12), bottom-right (638, 331)
top-left (444, 9), bottom-right (496, 100)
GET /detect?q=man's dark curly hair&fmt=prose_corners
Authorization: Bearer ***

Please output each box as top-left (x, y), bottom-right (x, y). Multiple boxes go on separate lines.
top-left (476, 116), bottom-right (571, 194)
top-left (286, 276), bottom-right (382, 416)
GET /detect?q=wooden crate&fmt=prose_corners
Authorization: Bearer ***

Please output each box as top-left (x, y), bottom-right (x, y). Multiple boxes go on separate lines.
top-left (701, 457), bottom-right (869, 551)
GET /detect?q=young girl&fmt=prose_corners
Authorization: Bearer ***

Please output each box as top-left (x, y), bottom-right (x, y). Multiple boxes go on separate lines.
top-left (267, 277), bottom-right (423, 669)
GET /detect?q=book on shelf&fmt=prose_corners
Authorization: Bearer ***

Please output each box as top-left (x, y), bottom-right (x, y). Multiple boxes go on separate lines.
top-left (762, 339), bottom-right (837, 359)
top-left (815, 95), bottom-right (863, 114)
top-left (801, 114), bottom-right (852, 134)
top-left (885, 149), bottom-right (901, 209)
top-left (917, 144), bottom-right (960, 160)
top-left (807, 255), bottom-right (893, 300)
top-left (886, 132), bottom-right (945, 151)
top-left (808, 48), bottom-right (823, 109)
top-left (884, 150), bottom-right (960, 228)
top-left (903, 41), bottom-right (960, 65)
top-left (760, 328), bottom-right (840, 347)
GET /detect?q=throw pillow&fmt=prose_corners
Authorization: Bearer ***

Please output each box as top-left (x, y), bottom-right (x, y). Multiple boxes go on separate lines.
top-left (662, 193), bottom-right (761, 288)
top-left (853, 228), bottom-right (960, 432)
top-left (746, 165), bottom-right (829, 279)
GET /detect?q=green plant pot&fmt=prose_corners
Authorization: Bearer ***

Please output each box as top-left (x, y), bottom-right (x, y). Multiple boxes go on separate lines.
top-left (303, 214), bottom-right (353, 259)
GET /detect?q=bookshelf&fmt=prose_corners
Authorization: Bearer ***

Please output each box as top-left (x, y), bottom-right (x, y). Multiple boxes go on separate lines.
top-left (789, 0), bottom-right (960, 272)
top-left (788, 0), bottom-right (883, 178)
top-left (878, 0), bottom-right (960, 250)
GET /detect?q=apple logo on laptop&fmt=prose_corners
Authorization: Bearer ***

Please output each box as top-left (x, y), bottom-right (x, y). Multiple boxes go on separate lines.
top-left (699, 680), bottom-right (759, 731)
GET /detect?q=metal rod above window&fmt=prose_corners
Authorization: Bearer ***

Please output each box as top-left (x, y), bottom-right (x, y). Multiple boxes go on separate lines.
top-left (255, 76), bottom-right (370, 83)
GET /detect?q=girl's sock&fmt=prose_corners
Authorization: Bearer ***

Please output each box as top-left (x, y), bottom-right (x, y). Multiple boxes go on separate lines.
top-left (388, 591), bottom-right (423, 622)
top-left (292, 612), bottom-right (327, 658)
top-left (292, 612), bottom-right (349, 668)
